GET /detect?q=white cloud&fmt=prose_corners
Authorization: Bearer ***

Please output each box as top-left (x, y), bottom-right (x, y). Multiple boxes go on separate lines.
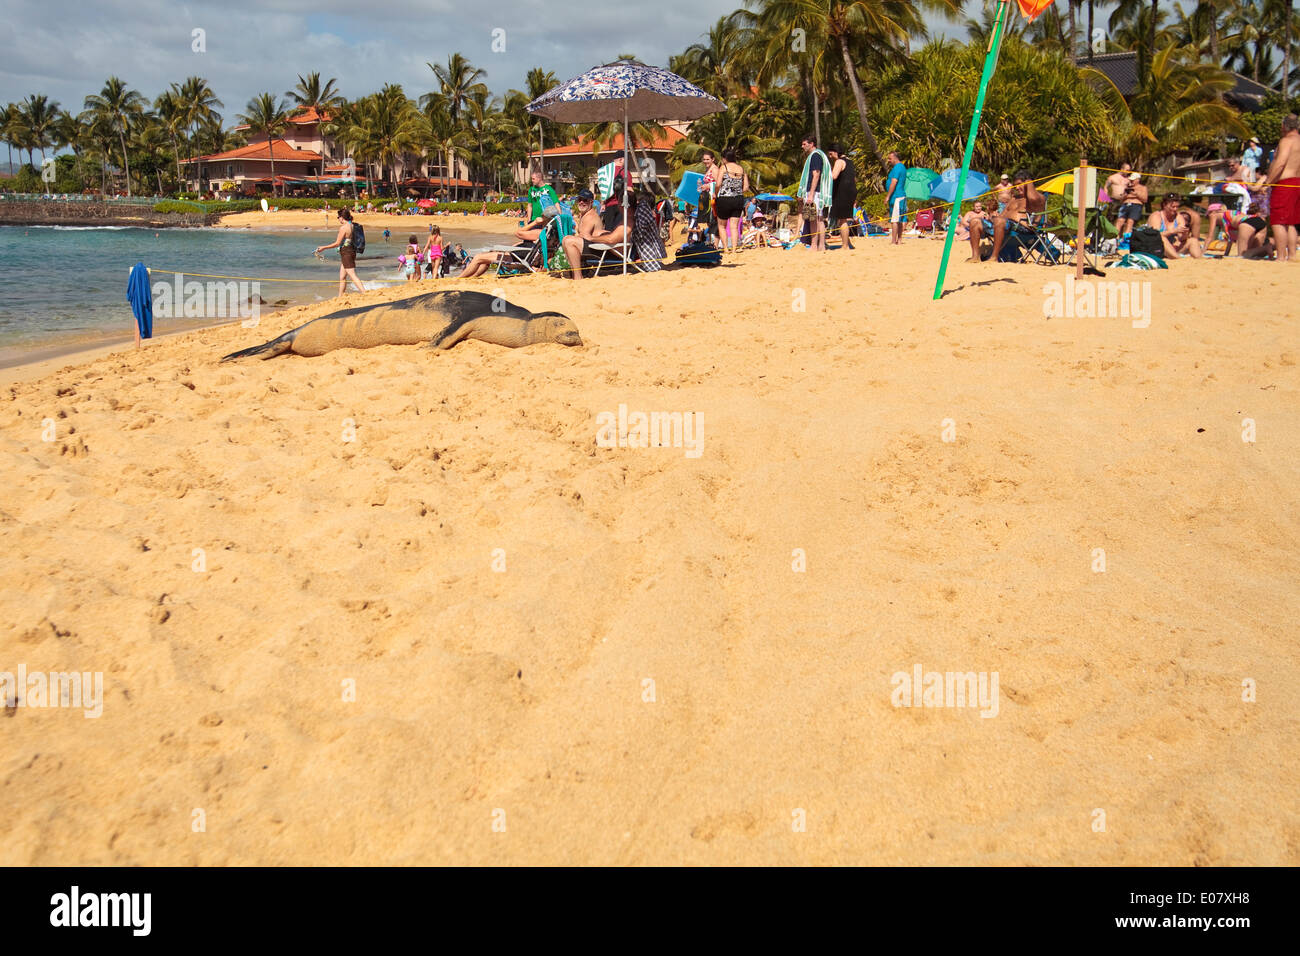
top-left (0, 0), bottom-right (747, 113)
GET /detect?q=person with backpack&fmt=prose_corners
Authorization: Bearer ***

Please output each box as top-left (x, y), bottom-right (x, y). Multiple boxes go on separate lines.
top-left (315, 208), bottom-right (367, 297)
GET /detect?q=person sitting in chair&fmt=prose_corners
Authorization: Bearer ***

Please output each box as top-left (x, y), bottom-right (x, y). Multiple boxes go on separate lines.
top-left (515, 169), bottom-right (560, 243)
top-left (987, 170), bottom-right (1044, 262)
top-left (561, 189), bottom-right (630, 280)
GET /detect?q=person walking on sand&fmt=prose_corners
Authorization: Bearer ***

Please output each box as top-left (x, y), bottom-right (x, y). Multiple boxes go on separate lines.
top-left (316, 208), bottom-right (366, 296)
top-left (886, 151), bottom-right (908, 245)
top-left (1257, 115), bottom-right (1300, 262)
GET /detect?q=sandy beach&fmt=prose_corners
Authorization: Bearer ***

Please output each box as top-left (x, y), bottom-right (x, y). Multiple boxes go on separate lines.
top-left (215, 208), bottom-right (526, 235)
top-left (1, 239), bottom-right (1296, 865)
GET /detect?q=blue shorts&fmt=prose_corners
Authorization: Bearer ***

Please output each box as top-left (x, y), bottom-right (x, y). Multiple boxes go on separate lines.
top-left (890, 196), bottom-right (908, 223)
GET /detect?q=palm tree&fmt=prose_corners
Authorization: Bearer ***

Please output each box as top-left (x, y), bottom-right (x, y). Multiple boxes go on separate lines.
top-left (340, 86), bottom-right (422, 197)
top-left (430, 53), bottom-right (486, 127)
top-left (52, 110), bottom-right (85, 189)
top-left (154, 90), bottom-right (189, 194)
top-left (287, 72), bottom-right (343, 180)
top-left (178, 76), bottom-right (223, 162)
top-left (428, 54), bottom-right (486, 192)
top-left (132, 115), bottom-right (171, 196)
top-left (237, 93), bottom-right (290, 196)
top-left (418, 93), bottom-right (472, 199)
top-left (1083, 43), bottom-right (1248, 164)
top-left (1, 103), bottom-right (20, 173)
top-left (83, 78), bottom-right (146, 195)
top-left (20, 93), bottom-right (61, 165)
top-left (678, 12), bottom-right (755, 99)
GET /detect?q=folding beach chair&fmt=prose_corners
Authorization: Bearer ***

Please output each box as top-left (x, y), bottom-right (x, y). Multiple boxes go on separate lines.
top-left (582, 241), bottom-right (643, 275)
top-left (490, 216), bottom-right (570, 277)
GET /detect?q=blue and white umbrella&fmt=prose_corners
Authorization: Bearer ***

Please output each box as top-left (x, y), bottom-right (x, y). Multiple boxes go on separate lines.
top-left (528, 60), bottom-right (722, 125)
top-left (528, 60), bottom-right (723, 273)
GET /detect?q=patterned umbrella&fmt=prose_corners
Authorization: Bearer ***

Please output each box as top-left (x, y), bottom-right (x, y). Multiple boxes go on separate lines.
top-left (527, 59), bottom-right (723, 125)
top-left (529, 60), bottom-right (723, 274)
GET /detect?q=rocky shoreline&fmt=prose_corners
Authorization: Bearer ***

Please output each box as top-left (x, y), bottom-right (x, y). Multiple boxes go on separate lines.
top-left (0, 199), bottom-right (213, 228)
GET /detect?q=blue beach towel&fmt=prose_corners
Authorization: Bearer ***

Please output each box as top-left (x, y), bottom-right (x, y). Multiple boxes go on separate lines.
top-left (127, 262), bottom-right (153, 339)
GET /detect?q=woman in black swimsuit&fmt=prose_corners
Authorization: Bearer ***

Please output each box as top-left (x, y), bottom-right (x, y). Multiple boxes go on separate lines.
top-left (828, 144), bottom-right (857, 250)
top-left (713, 148), bottom-right (750, 253)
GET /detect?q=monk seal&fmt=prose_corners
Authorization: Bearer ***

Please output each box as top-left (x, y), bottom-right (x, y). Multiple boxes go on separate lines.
top-left (220, 290), bottom-right (582, 362)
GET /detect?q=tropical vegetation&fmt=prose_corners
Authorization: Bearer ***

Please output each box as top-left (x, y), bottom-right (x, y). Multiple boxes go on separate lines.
top-left (2, 1), bottom-right (1297, 201)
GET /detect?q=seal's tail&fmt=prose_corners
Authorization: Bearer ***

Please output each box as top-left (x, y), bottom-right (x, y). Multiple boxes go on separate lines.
top-left (220, 332), bottom-right (295, 362)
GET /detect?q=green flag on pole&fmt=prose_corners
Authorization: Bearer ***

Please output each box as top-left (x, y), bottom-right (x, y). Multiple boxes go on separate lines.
top-left (932, 0), bottom-right (1012, 299)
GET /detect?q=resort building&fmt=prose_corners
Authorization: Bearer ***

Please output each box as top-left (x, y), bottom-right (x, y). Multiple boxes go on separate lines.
top-left (522, 128), bottom-right (687, 193)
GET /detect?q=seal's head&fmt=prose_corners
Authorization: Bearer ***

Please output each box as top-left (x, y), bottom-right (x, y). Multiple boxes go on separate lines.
top-left (536, 312), bottom-right (583, 347)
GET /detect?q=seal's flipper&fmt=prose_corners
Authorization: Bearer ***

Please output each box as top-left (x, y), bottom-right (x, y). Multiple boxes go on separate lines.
top-left (220, 330), bottom-right (298, 362)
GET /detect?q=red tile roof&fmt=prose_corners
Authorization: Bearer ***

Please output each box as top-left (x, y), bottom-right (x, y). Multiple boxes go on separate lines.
top-left (288, 106), bottom-right (332, 125)
top-left (529, 128), bottom-right (685, 158)
top-left (181, 138), bottom-right (323, 164)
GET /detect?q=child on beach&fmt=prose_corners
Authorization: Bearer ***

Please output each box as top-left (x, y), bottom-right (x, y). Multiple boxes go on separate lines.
top-left (424, 228), bottom-right (443, 279)
top-left (404, 235), bottom-right (420, 282)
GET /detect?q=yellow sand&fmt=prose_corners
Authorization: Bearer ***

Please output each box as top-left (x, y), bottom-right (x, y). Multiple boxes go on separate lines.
top-left (1, 242), bottom-right (1296, 865)
top-left (216, 208), bottom-right (523, 235)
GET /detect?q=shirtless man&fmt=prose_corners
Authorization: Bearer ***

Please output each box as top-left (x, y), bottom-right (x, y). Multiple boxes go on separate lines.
top-left (560, 189), bottom-right (630, 280)
top-left (995, 174), bottom-right (1012, 214)
top-left (963, 200), bottom-right (994, 259)
top-left (988, 169), bottom-right (1045, 262)
top-left (1147, 193), bottom-right (1203, 258)
top-left (1108, 165), bottom-right (1148, 238)
top-left (1257, 114), bottom-right (1300, 261)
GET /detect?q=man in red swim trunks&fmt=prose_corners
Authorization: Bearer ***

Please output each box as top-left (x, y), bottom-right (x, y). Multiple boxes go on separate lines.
top-left (1259, 114), bottom-right (1300, 262)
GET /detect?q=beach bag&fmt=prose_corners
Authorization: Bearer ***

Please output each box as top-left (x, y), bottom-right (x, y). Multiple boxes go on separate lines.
top-left (1128, 226), bottom-right (1162, 258)
top-left (351, 222), bottom-right (367, 254)
top-left (676, 242), bottom-right (721, 267)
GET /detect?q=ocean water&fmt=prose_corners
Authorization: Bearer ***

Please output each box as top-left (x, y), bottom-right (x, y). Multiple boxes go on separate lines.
top-left (0, 223), bottom-right (504, 353)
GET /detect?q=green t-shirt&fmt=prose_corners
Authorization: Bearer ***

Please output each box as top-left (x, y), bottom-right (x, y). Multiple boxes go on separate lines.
top-left (528, 184), bottom-right (559, 221)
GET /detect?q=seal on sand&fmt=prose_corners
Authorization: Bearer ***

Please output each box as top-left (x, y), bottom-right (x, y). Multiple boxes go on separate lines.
top-left (220, 290), bottom-right (582, 362)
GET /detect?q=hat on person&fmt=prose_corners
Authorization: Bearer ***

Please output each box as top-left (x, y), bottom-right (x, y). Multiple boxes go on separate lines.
top-left (752, 209), bottom-right (766, 219)
top-left (576, 188), bottom-right (594, 201)
top-left (1130, 172), bottom-right (1141, 180)
top-left (999, 173), bottom-right (1010, 181)
top-left (1249, 137), bottom-right (1260, 145)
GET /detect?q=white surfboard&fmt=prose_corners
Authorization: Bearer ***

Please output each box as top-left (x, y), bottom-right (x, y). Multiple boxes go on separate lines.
top-left (260, 198), bottom-right (269, 213)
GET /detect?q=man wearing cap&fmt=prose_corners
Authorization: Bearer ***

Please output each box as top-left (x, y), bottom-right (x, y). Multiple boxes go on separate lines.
top-left (996, 173), bottom-right (1012, 215)
top-left (560, 188), bottom-right (630, 279)
top-left (1242, 137), bottom-right (1263, 183)
top-left (1114, 167), bottom-right (1147, 242)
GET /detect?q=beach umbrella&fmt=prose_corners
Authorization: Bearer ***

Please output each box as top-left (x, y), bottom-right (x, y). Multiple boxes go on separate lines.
top-left (905, 167), bottom-right (940, 201)
top-left (528, 59), bottom-right (723, 273)
top-left (928, 169), bottom-right (991, 203)
top-left (416, 198), bottom-right (435, 208)
top-left (1038, 172), bottom-right (1074, 196)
